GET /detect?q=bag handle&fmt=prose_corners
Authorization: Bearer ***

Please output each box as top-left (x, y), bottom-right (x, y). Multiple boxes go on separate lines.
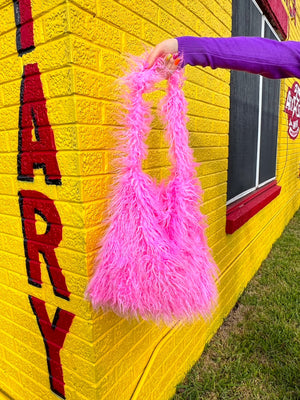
top-left (121, 57), bottom-right (196, 179)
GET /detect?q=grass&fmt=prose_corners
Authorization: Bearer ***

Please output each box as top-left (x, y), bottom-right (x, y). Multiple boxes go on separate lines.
top-left (172, 209), bottom-right (300, 400)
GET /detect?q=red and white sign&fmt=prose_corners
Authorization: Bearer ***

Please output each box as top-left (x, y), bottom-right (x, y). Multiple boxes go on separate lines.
top-left (284, 81), bottom-right (300, 140)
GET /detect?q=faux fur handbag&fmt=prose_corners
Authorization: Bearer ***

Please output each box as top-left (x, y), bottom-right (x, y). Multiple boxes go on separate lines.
top-left (86, 55), bottom-right (218, 324)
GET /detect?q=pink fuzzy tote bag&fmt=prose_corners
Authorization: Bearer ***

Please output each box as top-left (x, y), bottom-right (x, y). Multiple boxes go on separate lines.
top-left (86, 56), bottom-right (218, 324)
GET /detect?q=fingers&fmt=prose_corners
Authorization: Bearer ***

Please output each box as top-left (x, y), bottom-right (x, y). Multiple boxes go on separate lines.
top-left (146, 38), bottom-right (178, 68)
top-left (165, 53), bottom-right (180, 72)
top-left (147, 45), bottom-right (165, 68)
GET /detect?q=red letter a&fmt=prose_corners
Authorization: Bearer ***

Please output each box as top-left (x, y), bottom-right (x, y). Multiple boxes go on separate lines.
top-left (18, 63), bottom-right (62, 185)
top-left (19, 190), bottom-right (70, 300)
top-left (29, 296), bottom-right (75, 399)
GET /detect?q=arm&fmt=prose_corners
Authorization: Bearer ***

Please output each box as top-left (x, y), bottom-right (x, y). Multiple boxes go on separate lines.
top-left (177, 36), bottom-right (300, 79)
top-left (147, 36), bottom-right (300, 79)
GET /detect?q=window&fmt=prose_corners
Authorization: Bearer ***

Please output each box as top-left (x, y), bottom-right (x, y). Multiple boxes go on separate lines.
top-left (226, 0), bottom-right (282, 233)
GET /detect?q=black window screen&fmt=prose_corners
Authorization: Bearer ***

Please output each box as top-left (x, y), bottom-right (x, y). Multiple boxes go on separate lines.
top-left (227, 0), bottom-right (280, 202)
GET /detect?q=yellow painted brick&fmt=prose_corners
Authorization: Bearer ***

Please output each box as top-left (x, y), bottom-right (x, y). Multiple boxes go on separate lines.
top-left (0, 355), bottom-right (19, 386)
top-left (61, 225), bottom-right (86, 252)
top-left (203, 182), bottom-right (227, 202)
top-left (119, 0), bottom-right (159, 22)
top-left (57, 150), bottom-right (81, 176)
top-left (72, 37), bottom-right (99, 71)
top-left (151, 0), bottom-right (174, 14)
top-left (0, 30), bottom-right (16, 61)
top-left (67, 314), bottom-right (94, 343)
top-left (0, 283), bottom-right (29, 311)
top-left (0, 131), bottom-right (9, 152)
top-left (78, 69), bottom-right (119, 101)
top-left (30, 13), bottom-right (45, 46)
top-left (143, 149), bottom-right (170, 169)
top-left (1, 80), bottom-right (21, 107)
top-left (62, 350), bottom-right (97, 385)
top-left (69, 3), bottom-right (121, 50)
top-left (0, 266), bottom-right (9, 285)
top-left (75, 97), bottom-right (102, 125)
top-left (18, 370), bottom-right (63, 400)
top-left (0, 233), bottom-right (24, 257)
top-left (158, 8), bottom-right (195, 36)
top-left (83, 199), bottom-right (108, 228)
top-left (103, 101), bottom-right (124, 126)
top-left (45, 67), bottom-right (73, 98)
top-left (0, 214), bottom-right (22, 237)
top-left (206, 212), bottom-right (227, 237)
top-left (71, 0), bottom-right (97, 14)
top-left (201, 192), bottom-right (226, 215)
top-left (200, 170), bottom-right (228, 189)
top-left (123, 33), bottom-right (148, 55)
top-left (0, 3), bottom-right (15, 36)
top-left (63, 370), bottom-right (97, 399)
top-left (190, 132), bottom-right (228, 147)
top-left (22, 37), bottom-right (72, 72)
top-left (56, 201), bottom-right (85, 228)
top-left (143, 22), bottom-right (168, 45)
top-left (53, 125), bottom-right (78, 150)
top-left (82, 175), bottom-right (111, 202)
top-left (42, 4), bottom-right (68, 41)
top-left (56, 177), bottom-right (82, 201)
top-left (0, 314), bottom-right (40, 352)
top-left (99, 0), bottom-right (143, 37)
top-left (56, 247), bottom-right (87, 275)
top-left (15, 174), bottom-right (58, 201)
top-left (197, 158), bottom-right (228, 176)
top-left (62, 271), bottom-right (88, 297)
top-left (59, 335), bottom-right (96, 370)
top-left (0, 153), bottom-right (16, 176)
top-left (173, 2), bottom-right (201, 35)
top-left (0, 57), bottom-right (22, 86)
top-left (6, 270), bottom-right (47, 302)
top-left (30, 0), bottom-right (66, 17)
top-left (0, 297), bottom-right (13, 321)
top-left (86, 224), bottom-right (106, 252)
top-left (80, 150), bottom-right (106, 176)
top-left (77, 125), bottom-right (117, 150)
top-left (47, 96), bottom-right (76, 125)
top-left (193, 146), bottom-right (228, 162)
top-left (100, 49), bottom-right (127, 77)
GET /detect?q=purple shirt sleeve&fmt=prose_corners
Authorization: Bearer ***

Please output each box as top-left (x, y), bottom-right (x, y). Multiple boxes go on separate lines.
top-left (176, 36), bottom-right (300, 79)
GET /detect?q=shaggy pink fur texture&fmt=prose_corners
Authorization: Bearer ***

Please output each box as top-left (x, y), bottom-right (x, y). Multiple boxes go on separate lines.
top-left (86, 54), bottom-right (219, 324)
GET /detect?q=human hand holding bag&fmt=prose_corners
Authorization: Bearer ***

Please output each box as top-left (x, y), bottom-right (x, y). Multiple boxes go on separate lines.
top-left (86, 54), bottom-right (218, 324)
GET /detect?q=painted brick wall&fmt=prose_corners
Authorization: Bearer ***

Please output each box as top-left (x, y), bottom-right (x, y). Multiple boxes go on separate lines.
top-left (0, 1), bottom-right (299, 400)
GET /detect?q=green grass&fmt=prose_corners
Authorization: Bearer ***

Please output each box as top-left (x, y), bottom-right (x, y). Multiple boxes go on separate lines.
top-left (172, 209), bottom-right (300, 400)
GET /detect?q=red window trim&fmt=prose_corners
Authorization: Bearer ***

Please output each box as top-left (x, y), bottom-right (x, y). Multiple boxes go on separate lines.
top-left (226, 181), bottom-right (281, 234)
top-left (256, 0), bottom-right (289, 39)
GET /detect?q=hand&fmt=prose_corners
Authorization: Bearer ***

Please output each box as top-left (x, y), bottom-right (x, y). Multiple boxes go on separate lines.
top-left (146, 39), bottom-right (180, 70)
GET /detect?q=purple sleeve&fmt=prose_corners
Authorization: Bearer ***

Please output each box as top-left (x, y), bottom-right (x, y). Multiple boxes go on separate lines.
top-left (176, 36), bottom-right (300, 79)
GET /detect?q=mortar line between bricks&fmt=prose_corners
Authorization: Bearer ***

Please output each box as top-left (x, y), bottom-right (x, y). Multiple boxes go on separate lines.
top-left (154, 0), bottom-right (230, 37)
top-left (0, 324), bottom-right (99, 372)
top-left (3, 346), bottom-right (98, 396)
top-left (0, 286), bottom-right (93, 324)
top-left (0, 302), bottom-right (94, 339)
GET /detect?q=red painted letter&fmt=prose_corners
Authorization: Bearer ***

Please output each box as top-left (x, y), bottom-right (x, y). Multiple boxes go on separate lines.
top-left (13, 0), bottom-right (35, 56)
top-left (19, 190), bottom-right (70, 300)
top-left (29, 296), bottom-right (75, 399)
top-left (18, 63), bottom-right (62, 185)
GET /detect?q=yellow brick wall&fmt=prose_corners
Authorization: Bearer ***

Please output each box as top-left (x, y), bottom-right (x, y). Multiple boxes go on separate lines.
top-left (0, 0), bottom-right (299, 400)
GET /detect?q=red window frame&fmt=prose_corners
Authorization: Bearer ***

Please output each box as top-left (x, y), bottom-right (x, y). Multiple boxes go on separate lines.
top-left (256, 0), bottom-right (289, 38)
top-left (226, 181), bottom-right (281, 234)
